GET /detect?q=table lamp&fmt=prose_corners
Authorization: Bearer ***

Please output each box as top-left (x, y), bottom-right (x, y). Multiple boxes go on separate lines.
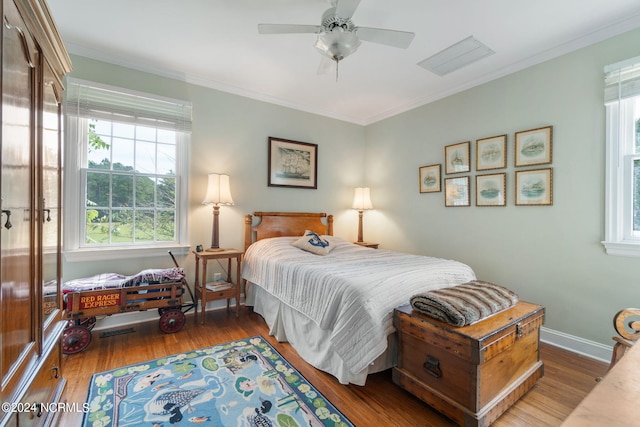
top-left (352, 187), bottom-right (373, 243)
top-left (202, 173), bottom-right (234, 251)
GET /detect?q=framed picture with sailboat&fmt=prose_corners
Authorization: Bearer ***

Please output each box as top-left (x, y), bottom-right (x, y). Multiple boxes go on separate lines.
top-left (476, 134), bottom-right (507, 171)
top-left (268, 137), bottom-right (318, 189)
top-left (445, 141), bottom-right (470, 174)
top-left (476, 173), bottom-right (506, 206)
top-left (419, 164), bottom-right (441, 193)
top-left (515, 168), bottom-right (553, 206)
top-left (514, 126), bottom-right (552, 167)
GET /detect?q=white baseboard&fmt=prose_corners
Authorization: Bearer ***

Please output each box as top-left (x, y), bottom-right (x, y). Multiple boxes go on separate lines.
top-left (91, 299), bottom-right (232, 331)
top-left (541, 326), bottom-right (612, 364)
top-left (92, 310), bottom-right (160, 331)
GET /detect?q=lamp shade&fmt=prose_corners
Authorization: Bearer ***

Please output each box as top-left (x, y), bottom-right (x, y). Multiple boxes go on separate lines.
top-left (202, 173), bottom-right (234, 206)
top-left (315, 30), bottom-right (361, 62)
top-left (352, 187), bottom-right (373, 210)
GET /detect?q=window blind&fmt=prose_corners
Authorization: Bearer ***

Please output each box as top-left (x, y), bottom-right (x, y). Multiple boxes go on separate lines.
top-left (65, 79), bottom-right (192, 132)
top-left (605, 55), bottom-right (640, 104)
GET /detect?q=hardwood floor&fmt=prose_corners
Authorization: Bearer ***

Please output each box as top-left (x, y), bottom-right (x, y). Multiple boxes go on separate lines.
top-left (59, 307), bottom-right (607, 426)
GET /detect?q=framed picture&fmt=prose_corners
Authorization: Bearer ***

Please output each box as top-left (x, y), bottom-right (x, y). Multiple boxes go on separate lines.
top-left (515, 168), bottom-right (553, 206)
top-left (514, 126), bottom-right (552, 167)
top-left (476, 134), bottom-right (507, 171)
top-left (476, 173), bottom-right (506, 206)
top-left (268, 137), bottom-right (318, 189)
top-left (419, 164), bottom-right (441, 193)
top-left (445, 141), bottom-right (470, 174)
top-left (444, 176), bottom-right (470, 207)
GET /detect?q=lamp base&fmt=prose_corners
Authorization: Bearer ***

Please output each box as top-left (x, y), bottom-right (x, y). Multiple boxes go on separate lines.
top-left (205, 247), bottom-right (226, 252)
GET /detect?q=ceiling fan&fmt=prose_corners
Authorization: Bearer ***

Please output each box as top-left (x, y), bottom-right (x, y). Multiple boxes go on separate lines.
top-left (258, 0), bottom-right (415, 78)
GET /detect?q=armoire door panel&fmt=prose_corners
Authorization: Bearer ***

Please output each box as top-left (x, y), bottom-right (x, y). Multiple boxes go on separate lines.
top-left (40, 59), bottom-right (62, 327)
top-left (1, 0), bottom-right (37, 392)
top-left (0, 1), bottom-right (71, 423)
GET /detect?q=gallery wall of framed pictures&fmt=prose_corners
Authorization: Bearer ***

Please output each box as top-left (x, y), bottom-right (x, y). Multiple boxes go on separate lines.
top-left (418, 125), bottom-right (553, 207)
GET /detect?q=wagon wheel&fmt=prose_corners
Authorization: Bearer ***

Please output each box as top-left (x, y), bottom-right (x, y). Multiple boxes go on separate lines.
top-left (158, 305), bottom-right (185, 317)
top-left (62, 325), bottom-right (92, 354)
top-left (158, 306), bottom-right (175, 316)
top-left (65, 316), bottom-right (97, 331)
top-left (159, 308), bottom-right (186, 333)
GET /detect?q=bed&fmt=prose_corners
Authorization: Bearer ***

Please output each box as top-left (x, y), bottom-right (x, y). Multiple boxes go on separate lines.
top-left (241, 212), bottom-right (476, 385)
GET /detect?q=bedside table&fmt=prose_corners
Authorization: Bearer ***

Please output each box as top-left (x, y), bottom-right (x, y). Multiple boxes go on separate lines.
top-left (354, 242), bottom-right (379, 249)
top-left (193, 249), bottom-right (243, 324)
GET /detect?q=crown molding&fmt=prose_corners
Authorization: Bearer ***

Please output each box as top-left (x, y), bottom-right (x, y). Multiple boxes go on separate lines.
top-left (66, 10), bottom-right (640, 127)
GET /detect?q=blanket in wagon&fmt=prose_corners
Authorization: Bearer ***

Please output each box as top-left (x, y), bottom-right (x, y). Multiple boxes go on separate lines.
top-left (62, 268), bottom-right (184, 293)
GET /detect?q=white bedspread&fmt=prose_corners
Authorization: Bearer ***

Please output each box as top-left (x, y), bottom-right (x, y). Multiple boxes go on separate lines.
top-left (241, 236), bottom-right (476, 375)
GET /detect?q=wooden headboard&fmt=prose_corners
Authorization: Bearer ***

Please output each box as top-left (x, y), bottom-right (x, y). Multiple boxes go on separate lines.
top-left (244, 212), bottom-right (334, 251)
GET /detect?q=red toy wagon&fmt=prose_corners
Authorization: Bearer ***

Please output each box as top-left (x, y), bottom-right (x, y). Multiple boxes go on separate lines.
top-left (61, 252), bottom-right (194, 354)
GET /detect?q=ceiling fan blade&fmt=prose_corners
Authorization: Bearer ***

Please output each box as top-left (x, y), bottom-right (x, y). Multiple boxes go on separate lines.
top-left (258, 24), bottom-right (322, 34)
top-left (335, 0), bottom-right (361, 19)
top-left (357, 27), bottom-right (415, 49)
top-left (317, 57), bottom-right (334, 75)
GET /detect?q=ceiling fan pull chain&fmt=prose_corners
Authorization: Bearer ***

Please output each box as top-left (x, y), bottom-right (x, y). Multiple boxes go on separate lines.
top-left (336, 60), bottom-right (339, 82)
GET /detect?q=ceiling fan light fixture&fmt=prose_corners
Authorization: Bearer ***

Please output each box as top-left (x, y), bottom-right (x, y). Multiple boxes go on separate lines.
top-left (315, 30), bottom-right (361, 62)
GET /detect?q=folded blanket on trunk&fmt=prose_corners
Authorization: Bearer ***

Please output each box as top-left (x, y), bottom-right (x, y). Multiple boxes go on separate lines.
top-left (410, 280), bottom-right (518, 326)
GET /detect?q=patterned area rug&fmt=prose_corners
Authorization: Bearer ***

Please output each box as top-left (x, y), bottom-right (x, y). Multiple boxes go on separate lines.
top-left (82, 336), bottom-right (353, 427)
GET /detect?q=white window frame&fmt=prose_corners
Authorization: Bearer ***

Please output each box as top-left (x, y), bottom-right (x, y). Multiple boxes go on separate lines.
top-left (63, 78), bottom-right (191, 261)
top-left (602, 56), bottom-right (640, 257)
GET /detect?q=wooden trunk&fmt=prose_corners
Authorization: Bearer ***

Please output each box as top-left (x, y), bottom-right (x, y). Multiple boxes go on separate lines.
top-left (392, 301), bottom-right (544, 427)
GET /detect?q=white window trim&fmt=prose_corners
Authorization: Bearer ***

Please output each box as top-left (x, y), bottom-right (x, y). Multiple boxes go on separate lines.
top-left (602, 57), bottom-right (640, 257)
top-left (63, 78), bottom-right (191, 262)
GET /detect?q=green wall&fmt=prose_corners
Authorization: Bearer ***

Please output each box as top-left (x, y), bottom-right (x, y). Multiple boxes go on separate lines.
top-left (364, 28), bottom-right (640, 352)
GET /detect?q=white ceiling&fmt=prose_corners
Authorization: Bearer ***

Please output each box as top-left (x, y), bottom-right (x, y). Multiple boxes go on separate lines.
top-left (47, 0), bottom-right (640, 125)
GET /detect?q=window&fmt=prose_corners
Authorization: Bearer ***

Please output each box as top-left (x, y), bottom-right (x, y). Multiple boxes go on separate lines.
top-left (64, 79), bottom-right (191, 260)
top-left (603, 56), bottom-right (640, 256)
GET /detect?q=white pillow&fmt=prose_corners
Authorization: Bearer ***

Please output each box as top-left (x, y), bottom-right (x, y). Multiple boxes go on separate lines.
top-left (291, 230), bottom-right (334, 255)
